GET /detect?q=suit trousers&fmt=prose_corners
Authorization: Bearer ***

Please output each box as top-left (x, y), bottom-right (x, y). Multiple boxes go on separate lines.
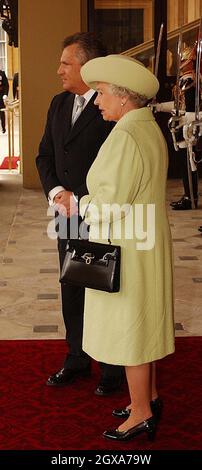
top-left (178, 148), bottom-right (198, 199)
top-left (0, 110), bottom-right (5, 132)
top-left (58, 235), bottom-right (123, 380)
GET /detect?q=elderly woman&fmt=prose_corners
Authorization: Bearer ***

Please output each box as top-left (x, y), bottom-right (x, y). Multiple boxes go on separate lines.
top-left (80, 55), bottom-right (175, 441)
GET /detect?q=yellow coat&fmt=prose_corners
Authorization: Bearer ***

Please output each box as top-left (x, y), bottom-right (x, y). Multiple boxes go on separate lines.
top-left (80, 107), bottom-right (175, 366)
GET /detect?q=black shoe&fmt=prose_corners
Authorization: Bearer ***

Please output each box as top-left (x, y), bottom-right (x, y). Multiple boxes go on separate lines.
top-left (170, 196), bottom-right (185, 207)
top-left (112, 397), bottom-right (163, 422)
top-left (46, 366), bottom-right (91, 387)
top-left (103, 416), bottom-right (156, 441)
top-left (198, 226), bottom-right (202, 233)
top-left (171, 196), bottom-right (198, 210)
top-left (2, 128), bottom-right (6, 134)
top-left (95, 377), bottom-right (123, 396)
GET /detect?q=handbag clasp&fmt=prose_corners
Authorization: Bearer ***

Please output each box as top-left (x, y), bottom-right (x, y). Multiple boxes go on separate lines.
top-left (82, 253), bottom-right (95, 264)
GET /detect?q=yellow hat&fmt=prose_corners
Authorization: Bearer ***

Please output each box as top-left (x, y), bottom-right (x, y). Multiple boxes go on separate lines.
top-left (81, 54), bottom-right (159, 99)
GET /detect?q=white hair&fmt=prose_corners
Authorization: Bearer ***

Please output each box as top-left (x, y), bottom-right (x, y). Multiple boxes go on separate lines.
top-left (108, 84), bottom-right (148, 107)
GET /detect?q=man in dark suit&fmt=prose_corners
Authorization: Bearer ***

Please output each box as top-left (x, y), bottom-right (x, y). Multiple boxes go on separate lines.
top-left (36, 32), bottom-right (123, 395)
top-left (12, 72), bottom-right (19, 99)
top-left (0, 69), bottom-right (9, 133)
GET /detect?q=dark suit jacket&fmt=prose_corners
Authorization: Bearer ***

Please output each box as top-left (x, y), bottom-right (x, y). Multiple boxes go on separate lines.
top-left (36, 91), bottom-right (114, 201)
top-left (13, 72), bottom-right (19, 99)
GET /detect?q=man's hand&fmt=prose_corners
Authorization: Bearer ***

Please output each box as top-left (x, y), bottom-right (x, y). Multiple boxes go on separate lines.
top-left (54, 190), bottom-right (78, 218)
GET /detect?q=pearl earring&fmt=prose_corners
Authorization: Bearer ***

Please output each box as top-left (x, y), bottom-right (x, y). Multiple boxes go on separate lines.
top-left (121, 102), bottom-right (124, 107)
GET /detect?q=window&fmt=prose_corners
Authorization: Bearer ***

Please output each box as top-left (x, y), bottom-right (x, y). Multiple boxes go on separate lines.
top-left (0, 20), bottom-right (7, 71)
top-left (88, 0), bottom-right (154, 54)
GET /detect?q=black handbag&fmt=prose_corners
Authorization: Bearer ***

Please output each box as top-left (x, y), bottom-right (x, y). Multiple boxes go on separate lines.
top-left (60, 234), bottom-right (121, 293)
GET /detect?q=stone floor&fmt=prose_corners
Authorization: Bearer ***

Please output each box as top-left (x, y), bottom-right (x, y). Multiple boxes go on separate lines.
top-left (0, 173), bottom-right (201, 340)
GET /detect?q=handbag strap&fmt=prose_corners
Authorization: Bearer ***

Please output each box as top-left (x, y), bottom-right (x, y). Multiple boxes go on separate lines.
top-left (81, 202), bottom-right (111, 244)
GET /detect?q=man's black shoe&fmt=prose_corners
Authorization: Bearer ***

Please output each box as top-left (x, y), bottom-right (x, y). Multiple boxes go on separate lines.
top-left (171, 196), bottom-right (198, 210)
top-left (170, 196), bottom-right (185, 207)
top-left (46, 366), bottom-right (91, 387)
top-left (95, 378), bottom-right (123, 396)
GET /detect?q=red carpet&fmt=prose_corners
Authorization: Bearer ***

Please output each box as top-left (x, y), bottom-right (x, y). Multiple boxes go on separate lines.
top-left (0, 156), bottom-right (20, 169)
top-left (0, 337), bottom-right (202, 450)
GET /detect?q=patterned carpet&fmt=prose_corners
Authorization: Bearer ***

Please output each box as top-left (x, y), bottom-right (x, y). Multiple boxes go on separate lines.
top-left (0, 337), bottom-right (202, 450)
